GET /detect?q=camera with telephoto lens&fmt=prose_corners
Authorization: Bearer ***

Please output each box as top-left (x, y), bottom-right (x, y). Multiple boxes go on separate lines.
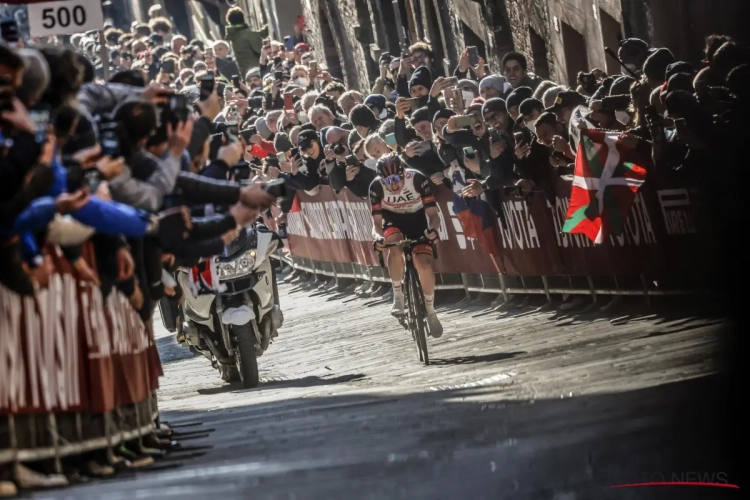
top-left (333, 143), bottom-right (347, 156)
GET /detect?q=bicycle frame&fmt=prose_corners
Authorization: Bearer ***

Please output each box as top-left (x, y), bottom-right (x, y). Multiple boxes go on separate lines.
top-left (377, 238), bottom-right (437, 365)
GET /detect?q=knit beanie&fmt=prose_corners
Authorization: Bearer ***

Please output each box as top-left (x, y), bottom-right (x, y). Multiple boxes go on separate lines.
top-left (409, 66), bottom-right (432, 90)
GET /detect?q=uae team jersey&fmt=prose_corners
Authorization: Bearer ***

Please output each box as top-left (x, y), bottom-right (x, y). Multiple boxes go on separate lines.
top-left (369, 169), bottom-right (436, 215)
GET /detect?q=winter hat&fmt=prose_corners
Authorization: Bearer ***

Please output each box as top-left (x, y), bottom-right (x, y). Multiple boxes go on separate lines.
top-left (665, 61), bottom-right (694, 82)
top-left (273, 132), bottom-right (293, 153)
top-left (506, 86), bottom-right (534, 109)
top-left (467, 97), bottom-right (484, 115)
top-left (479, 74), bottom-right (508, 94)
top-left (618, 38), bottom-right (650, 59)
top-left (665, 73), bottom-right (695, 95)
top-left (481, 97), bottom-right (507, 118)
top-left (457, 78), bottom-right (479, 95)
top-left (610, 75), bottom-right (635, 96)
top-left (591, 76), bottom-right (614, 100)
top-left (255, 117), bottom-right (273, 140)
top-left (364, 94), bottom-right (388, 119)
top-left (349, 104), bottom-right (378, 128)
top-left (179, 84), bottom-right (201, 103)
top-left (643, 47), bottom-right (675, 82)
top-left (246, 67), bottom-right (261, 80)
top-left (432, 108), bottom-right (455, 129)
top-left (410, 106), bottom-right (430, 125)
top-left (409, 66), bottom-right (432, 91)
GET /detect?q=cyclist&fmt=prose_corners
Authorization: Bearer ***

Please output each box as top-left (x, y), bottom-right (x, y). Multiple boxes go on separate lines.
top-left (369, 154), bottom-right (443, 337)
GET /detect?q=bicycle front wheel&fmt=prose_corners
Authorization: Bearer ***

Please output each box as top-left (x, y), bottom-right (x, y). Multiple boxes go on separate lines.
top-left (407, 267), bottom-right (430, 366)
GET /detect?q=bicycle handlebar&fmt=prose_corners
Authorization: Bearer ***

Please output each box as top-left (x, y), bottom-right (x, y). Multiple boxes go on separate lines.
top-left (375, 237), bottom-right (438, 267)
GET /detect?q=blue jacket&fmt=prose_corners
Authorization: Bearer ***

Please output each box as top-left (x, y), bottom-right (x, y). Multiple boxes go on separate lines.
top-left (3, 151), bottom-right (153, 265)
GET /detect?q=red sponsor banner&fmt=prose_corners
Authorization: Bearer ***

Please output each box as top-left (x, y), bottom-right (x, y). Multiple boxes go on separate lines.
top-left (286, 186), bottom-right (502, 274)
top-left (494, 191), bottom-right (565, 276)
top-left (548, 178), bottom-right (660, 276)
top-left (286, 189), bottom-right (353, 263)
top-left (0, 245), bottom-right (160, 416)
top-left (285, 175), bottom-right (712, 282)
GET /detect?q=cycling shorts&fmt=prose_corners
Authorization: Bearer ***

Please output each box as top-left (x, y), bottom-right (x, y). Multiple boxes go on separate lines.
top-left (382, 211), bottom-right (433, 256)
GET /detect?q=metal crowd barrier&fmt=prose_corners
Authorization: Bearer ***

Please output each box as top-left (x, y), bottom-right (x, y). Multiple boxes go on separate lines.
top-left (0, 397), bottom-right (159, 470)
top-left (272, 250), bottom-right (703, 304)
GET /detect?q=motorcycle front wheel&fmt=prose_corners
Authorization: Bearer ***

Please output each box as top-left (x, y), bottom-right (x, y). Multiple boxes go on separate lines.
top-left (234, 324), bottom-right (260, 388)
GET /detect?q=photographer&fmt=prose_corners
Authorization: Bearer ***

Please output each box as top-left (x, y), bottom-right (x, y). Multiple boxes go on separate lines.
top-left (265, 129), bottom-right (322, 191)
top-left (321, 126), bottom-right (350, 184)
top-left (104, 99), bottom-right (190, 212)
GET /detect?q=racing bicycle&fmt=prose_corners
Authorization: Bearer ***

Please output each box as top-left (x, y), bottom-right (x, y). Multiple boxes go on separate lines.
top-left (378, 237), bottom-right (437, 366)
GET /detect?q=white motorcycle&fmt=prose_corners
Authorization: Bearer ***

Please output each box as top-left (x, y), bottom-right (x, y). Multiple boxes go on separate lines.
top-left (174, 224), bottom-right (284, 388)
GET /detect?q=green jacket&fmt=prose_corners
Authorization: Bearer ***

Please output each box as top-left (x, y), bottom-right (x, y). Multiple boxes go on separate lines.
top-left (225, 23), bottom-right (269, 79)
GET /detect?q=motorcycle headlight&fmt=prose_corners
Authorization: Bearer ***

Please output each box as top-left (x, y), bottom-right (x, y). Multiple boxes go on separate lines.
top-left (236, 250), bottom-right (256, 274)
top-left (217, 250), bottom-right (256, 279)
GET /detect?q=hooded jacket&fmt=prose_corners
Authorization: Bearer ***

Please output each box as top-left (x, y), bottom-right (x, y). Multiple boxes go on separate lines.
top-left (225, 23), bottom-right (270, 79)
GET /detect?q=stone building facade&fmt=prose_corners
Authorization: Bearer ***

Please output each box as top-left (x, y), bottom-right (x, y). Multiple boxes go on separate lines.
top-left (620, 0), bottom-right (749, 62)
top-left (126, 0), bottom-right (747, 92)
top-left (299, 0), bottom-right (626, 92)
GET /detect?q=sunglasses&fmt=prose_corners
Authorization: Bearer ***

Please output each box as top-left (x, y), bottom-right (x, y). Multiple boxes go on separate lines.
top-left (384, 175), bottom-right (402, 184)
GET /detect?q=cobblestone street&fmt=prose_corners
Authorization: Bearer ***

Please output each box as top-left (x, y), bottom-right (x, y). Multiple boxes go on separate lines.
top-left (45, 286), bottom-right (734, 499)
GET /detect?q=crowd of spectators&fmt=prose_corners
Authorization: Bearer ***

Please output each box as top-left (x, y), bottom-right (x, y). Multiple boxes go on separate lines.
top-left (1, 2), bottom-right (748, 493)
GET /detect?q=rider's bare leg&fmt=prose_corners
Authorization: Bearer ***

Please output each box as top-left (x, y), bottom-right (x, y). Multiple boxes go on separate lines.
top-left (414, 253), bottom-right (436, 312)
top-left (386, 233), bottom-right (405, 314)
top-left (414, 252), bottom-right (442, 337)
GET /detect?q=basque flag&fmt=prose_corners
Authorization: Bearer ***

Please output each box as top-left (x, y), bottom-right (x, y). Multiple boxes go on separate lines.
top-left (562, 129), bottom-right (648, 243)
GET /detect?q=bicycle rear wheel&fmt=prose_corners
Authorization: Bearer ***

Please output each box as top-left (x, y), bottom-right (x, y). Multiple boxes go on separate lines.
top-left (407, 268), bottom-right (430, 366)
